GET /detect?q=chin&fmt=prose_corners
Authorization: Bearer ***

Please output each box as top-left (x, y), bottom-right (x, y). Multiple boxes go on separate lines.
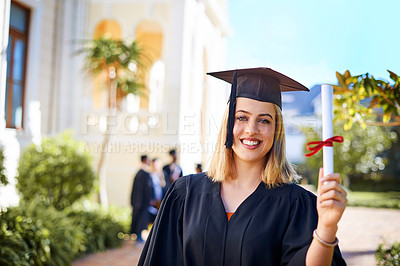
top-left (235, 150), bottom-right (266, 163)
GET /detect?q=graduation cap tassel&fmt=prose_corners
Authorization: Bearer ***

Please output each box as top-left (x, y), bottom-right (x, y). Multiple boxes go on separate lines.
top-left (225, 71), bottom-right (237, 149)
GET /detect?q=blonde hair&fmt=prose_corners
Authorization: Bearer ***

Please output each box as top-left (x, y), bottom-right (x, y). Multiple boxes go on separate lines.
top-left (207, 104), bottom-right (300, 187)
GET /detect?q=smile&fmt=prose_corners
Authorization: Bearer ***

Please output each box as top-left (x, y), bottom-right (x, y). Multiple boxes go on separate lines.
top-left (241, 139), bottom-right (261, 147)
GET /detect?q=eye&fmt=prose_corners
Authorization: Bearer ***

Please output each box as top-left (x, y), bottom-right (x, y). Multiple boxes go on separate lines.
top-left (259, 119), bottom-right (271, 124)
top-left (236, 116), bottom-right (247, 122)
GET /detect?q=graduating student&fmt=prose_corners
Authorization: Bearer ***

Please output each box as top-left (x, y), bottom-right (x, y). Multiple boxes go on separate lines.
top-left (130, 155), bottom-right (154, 244)
top-left (149, 158), bottom-right (166, 211)
top-left (139, 68), bottom-right (347, 265)
top-left (162, 149), bottom-right (183, 190)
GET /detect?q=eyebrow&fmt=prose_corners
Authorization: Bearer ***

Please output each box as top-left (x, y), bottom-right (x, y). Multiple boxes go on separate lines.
top-left (236, 110), bottom-right (274, 120)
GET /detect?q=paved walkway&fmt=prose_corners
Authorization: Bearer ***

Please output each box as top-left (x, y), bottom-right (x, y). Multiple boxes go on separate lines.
top-left (73, 240), bottom-right (142, 266)
top-left (337, 206), bottom-right (400, 265)
top-left (73, 206), bottom-right (400, 266)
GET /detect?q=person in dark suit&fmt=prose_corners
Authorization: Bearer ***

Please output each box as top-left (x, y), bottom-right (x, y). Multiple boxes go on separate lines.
top-left (130, 155), bottom-right (154, 244)
top-left (195, 163), bottom-right (203, 173)
top-left (162, 149), bottom-right (183, 191)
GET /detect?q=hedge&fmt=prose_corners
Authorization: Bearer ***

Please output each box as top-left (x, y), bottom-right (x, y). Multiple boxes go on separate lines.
top-left (376, 241), bottom-right (400, 265)
top-left (0, 201), bottom-right (126, 266)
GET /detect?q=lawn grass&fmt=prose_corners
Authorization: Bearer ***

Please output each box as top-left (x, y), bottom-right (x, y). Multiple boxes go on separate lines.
top-left (347, 191), bottom-right (400, 209)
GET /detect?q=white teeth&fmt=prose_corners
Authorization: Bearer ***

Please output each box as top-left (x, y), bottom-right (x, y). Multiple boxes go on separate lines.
top-left (242, 140), bottom-right (260, 146)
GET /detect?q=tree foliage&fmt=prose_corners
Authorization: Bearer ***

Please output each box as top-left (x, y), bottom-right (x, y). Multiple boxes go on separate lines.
top-left (300, 122), bottom-right (397, 186)
top-left (334, 70), bottom-right (400, 129)
top-left (79, 36), bottom-right (144, 109)
top-left (0, 146), bottom-right (7, 186)
top-left (16, 131), bottom-right (95, 210)
top-left (383, 126), bottom-right (400, 178)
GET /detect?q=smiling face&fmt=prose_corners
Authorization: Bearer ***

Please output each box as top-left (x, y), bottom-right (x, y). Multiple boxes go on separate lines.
top-left (232, 97), bottom-right (276, 166)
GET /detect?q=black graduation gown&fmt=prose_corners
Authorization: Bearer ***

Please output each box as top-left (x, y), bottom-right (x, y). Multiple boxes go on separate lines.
top-left (138, 173), bottom-right (346, 266)
top-left (130, 169), bottom-right (154, 235)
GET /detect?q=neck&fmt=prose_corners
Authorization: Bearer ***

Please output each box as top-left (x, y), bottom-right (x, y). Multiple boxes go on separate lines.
top-left (141, 163), bottom-right (149, 171)
top-left (231, 157), bottom-right (264, 187)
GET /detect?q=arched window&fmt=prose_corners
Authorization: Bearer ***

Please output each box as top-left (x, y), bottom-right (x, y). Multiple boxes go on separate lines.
top-left (93, 19), bottom-right (121, 40)
top-left (135, 20), bottom-right (163, 110)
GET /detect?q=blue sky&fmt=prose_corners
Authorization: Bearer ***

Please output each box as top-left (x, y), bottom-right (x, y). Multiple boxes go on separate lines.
top-left (226, 0), bottom-right (400, 88)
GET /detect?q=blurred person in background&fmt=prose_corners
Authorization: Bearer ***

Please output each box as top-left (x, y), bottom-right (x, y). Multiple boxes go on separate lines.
top-left (149, 158), bottom-right (165, 215)
top-left (195, 163), bottom-right (203, 174)
top-left (130, 155), bottom-right (153, 244)
top-left (163, 149), bottom-right (183, 191)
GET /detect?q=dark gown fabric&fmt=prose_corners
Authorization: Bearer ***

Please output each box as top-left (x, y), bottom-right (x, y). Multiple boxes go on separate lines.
top-left (130, 169), bottom-right (154, 235)
top-left (138, 173), bottom-right (346, 266)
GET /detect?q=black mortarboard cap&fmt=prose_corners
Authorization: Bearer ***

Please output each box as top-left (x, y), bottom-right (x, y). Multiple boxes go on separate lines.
top-left (207, 67), bottom-right (309, 149)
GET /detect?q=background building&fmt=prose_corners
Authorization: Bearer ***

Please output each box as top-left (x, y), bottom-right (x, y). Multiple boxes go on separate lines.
top-left (0, 0), bottom-right (230, 207)
top-left (283, 85), bottom-right (322, 164)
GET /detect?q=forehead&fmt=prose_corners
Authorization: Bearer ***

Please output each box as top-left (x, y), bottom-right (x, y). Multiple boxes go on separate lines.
top-left (235, 97), bottom-right (276, 116)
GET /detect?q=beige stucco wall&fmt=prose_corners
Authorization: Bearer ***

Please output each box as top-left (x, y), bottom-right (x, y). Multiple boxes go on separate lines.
top-left (0, 0), bottom-right (91, 207)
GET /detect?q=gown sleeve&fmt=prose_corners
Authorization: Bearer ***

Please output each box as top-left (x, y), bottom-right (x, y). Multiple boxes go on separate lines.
top-left (138, 175), bottom-right (187, 266)
top-left (281, 187), bottom-right (346, 266)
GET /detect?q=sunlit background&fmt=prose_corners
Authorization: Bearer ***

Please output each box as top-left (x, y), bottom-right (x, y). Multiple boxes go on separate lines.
top-left (227, 0), bottom-right (400, 87)
top-left (1, 1), bottom-right (400, 265)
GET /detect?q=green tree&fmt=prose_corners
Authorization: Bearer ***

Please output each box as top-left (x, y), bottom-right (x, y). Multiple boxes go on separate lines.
top-left (79, 36), bottom-right (144, 205)
top-left (334, 70), bottom-right (400, 129)
top-left (16, 131), bottom-right (95, 210)
top-left (301, 122), bottom-right (397, 187)
top-left (332, 70), bottom-right (400, 186)
top-left (381, 126), bottom-right (400, 179)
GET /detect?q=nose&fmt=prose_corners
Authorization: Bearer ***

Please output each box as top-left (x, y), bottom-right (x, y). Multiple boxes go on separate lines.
top-left (245, 119), bottom-right (258, 134)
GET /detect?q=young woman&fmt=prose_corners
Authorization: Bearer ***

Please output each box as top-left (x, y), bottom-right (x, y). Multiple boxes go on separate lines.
top-left (138, 68), bottom-right (347, 265)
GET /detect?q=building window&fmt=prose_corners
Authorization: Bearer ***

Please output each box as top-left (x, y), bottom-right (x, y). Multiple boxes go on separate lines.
top-left (135, 20), bottom-right (163, 111)
top-left (5, 2), bottom-right (30, 129)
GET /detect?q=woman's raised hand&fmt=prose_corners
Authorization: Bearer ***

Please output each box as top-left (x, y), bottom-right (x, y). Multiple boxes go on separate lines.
top-left (316, 168), bottom-right (347, 241)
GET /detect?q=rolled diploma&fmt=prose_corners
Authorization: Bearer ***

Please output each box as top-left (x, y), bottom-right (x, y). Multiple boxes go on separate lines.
top-left (321, 84), bottom-right (334, 175)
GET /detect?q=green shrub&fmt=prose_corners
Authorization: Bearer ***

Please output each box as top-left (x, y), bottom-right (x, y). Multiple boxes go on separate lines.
top-left (0, 146), bottom-right (7, 186)
top-left (16, 131), bottom-right (96, 210)
top-left (376, 241), bottom-right (400, 265)
top-left (347, 191), bottom-right (400, 209)
top-left (0, 201), bottom-right (126, 265)
top-left (67, 209), bottom-right (125, 254)
top-left (0, 200), bottom-right (85, 266)
top-left (67, 201), bottom-right (129, 253)
top-left (106, 204), bottom-right (131, 233)
top-left (0, 212), bottom-right (43, 266)
top-left (349, 177), bottom-right (400, 192)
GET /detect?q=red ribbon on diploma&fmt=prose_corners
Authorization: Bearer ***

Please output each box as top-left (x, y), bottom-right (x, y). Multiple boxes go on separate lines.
top-left (305, 136), bottom-right (344, 157)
